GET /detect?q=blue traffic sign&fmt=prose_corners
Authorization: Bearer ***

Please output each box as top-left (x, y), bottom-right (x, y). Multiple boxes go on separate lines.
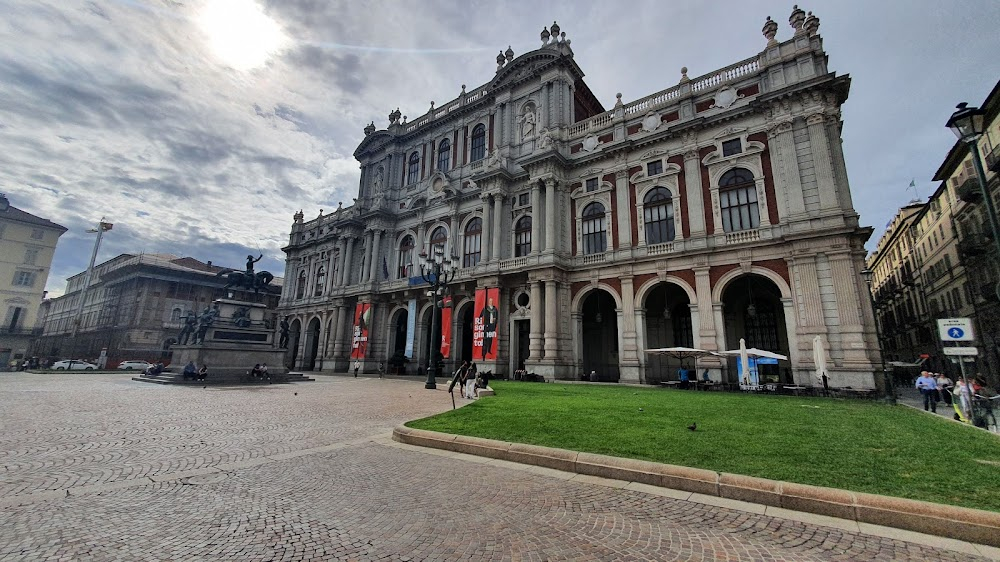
top-left (948, 327), bottom-right (965, 339)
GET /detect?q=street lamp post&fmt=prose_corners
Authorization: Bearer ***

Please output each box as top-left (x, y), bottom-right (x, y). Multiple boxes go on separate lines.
top-left (419, 245), bottom-right (455, 389)
top-left (947, 102), bottom-right (1000, 300)
top-left (861, 268), bottom-right (896, 404)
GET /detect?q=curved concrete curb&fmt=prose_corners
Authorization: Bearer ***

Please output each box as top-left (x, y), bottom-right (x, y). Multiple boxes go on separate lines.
top-left (393, 425), bottom-right (1000, 548)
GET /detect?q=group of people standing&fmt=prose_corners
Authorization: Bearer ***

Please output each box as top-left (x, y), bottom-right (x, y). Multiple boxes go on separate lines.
top-left (450, 361), bottom-right (488, 399)
top-left (914, 370), bottom-right (992, 422)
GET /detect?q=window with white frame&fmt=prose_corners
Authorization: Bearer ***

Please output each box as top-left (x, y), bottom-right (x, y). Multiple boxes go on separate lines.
top-left (515, 216), bottom-right (531, 257)
top-left (463, 218), bottom-right (482, 267)
top-left (295, 271), bottom-right (306, 299)
top-left (314, 267), bottom-right (325, 296)
top-left (438, 139), bottom-right (450, 172)
top-left (470, 124), bottom-right (486, 161)
top-left (643, 187), bottom-right (675, 244)
top-left (13, 271), bottom-right (35, 287)
top-left (718, 168), bottom-right (760, 232)
top-left (647, 160), bottom-right (663, 176)
top-left (585, 178), bottom-right (598, 192)
top-left (581, 202), bottom-right (607, 255)
top-left (398, 235), bottom-right (414, 278)
top-left (23, 248), bottom-right (39, 265)
top-left (407, 151), bottom-right (420, 185)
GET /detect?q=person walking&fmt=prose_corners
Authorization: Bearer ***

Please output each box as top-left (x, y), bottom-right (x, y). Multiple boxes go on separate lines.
top-left (353, 359), bottom-right (360, 378)
top-left (915, 371), bottom-right (938, 413)
top-left (935, 372), bottom-right (953, 405)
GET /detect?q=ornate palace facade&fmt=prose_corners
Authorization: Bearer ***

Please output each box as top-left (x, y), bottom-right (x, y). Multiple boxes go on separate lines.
top-left (279, 7), bottom-right (881, 388)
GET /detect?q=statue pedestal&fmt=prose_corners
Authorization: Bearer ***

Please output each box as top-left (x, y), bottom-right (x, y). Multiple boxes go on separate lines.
top-left (171, 298), bottom-right (288, 381)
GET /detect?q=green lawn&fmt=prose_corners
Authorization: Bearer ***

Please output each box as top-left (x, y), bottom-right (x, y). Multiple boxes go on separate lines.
top-left (408, 382), bottom-right (1000, 512)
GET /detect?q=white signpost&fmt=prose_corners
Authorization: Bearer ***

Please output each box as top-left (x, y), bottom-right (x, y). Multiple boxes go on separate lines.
top-left (937, 318), bottom-right (974, 342)
top-left (942, 347), bottom-right (979, 356)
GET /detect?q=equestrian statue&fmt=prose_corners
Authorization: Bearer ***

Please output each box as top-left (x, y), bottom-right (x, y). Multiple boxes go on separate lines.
top-left (216, 253), bottom-right (278, 294)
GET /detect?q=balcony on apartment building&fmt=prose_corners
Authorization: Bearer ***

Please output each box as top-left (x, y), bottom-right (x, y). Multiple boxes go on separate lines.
top-left (957, 177), bottom-right (983, 204)
top-left (959, 233), bottom-right (993, 257)
top-left (986, 143), bottom-right (1000, 173)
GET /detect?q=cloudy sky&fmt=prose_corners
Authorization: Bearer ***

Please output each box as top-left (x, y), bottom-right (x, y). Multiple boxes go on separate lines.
top-left (2, 0), bottom-right (998, 297)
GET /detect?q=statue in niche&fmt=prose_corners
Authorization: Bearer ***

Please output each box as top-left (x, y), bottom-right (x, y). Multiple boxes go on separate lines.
top-left (520, 105), bottom-right (537, 140)
top-left (372, 166), bottom-right (384, 194)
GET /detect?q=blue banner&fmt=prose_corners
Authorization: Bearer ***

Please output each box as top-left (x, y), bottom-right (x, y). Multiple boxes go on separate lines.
top-left (408, 275), bottom-right (434, 286)
top-left (404, 299), bottom-right (416, 358)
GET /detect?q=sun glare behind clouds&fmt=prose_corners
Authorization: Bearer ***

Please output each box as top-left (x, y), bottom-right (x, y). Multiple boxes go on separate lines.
top-left (198, 0), bottom-right (287, 70)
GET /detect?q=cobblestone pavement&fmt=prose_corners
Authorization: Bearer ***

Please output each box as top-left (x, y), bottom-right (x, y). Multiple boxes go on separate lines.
top-left (0, 373), bottom-right (992, 561)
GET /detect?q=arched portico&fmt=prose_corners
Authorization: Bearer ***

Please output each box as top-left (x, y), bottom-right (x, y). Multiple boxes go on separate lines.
top-left (640, 281), bottom-right (694, 384)
top-left (288, 318), bottom-right (302, 369)
top-left (303, 317), bottom-right (321, 371)
top-left (718, 273), bottom-right (792, 384)
top-left (574, 286), bottom-right (621, 382)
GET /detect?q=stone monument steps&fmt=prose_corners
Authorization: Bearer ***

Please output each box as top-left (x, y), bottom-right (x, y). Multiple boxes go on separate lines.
top-left (132, 371), bottom-right (314, 386)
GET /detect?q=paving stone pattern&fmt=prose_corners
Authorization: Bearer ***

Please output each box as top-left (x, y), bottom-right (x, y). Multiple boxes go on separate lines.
top-left (0, 373), bottom-right (986, 561)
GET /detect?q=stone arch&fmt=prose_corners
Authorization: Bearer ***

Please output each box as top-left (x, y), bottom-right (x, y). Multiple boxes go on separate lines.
top-left (635, 275), bottom-right (697, 307)
top-left (571, 283), bottom-right (622, 312)
top-left (712, 265), bottom-right (791, 303)
top-left (304, 316), bottom-right (321, 370)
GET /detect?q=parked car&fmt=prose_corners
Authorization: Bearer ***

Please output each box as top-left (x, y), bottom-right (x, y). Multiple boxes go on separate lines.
top-left (51, 360), bottom-right (98, 370)
top-left (117, 360), bottom-right (152, 371)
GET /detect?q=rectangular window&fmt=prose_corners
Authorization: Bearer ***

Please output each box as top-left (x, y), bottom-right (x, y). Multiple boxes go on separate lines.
top-left (646, 160), bottom-right (662, 176)
top-left (585, 178), bottom-right (598, 192)
top-left (23, 248), bottom-right (39, 265)
top-left (30, 229), bottom-right (43, 240)
top-left (722, 138), bottom-right (742, 156)
top-left (518, 193), bottom-right (529, 206)
top-left (13, 271), bottom-right (35, 287)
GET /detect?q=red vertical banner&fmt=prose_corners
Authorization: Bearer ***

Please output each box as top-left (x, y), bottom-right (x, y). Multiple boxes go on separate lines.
top-left (350, 303), bottom-right (371, 359)
top-left (440, 296), bottom-right (452, 359)
top-left (472, 288), bottom-right (500, 361)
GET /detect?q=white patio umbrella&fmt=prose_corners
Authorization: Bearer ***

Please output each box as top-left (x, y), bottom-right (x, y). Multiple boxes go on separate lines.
top-left (719, 341), bottom-right (788, 385)
top-left (739, 338), bottom-right (753, 385)
top-left (644, 347), bottom-right (718, 382)
top-left (813, 335), bottom-right (828, 388)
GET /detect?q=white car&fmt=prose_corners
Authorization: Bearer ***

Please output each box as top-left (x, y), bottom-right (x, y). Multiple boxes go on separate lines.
top-left (51, 360), bottom-right (98, 370)
top-left (117, 360), bottom-right (152, 371)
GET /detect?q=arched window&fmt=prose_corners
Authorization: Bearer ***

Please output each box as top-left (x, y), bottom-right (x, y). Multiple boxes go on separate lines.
top-left (397, 235), bottom-right (414, 278)
top-left (314, 267), bottom-right (325, 297)
top-left (515, 216), bottom-right (532, 257)
top-left (643, 187), bottom-right (675, 244)
top-left (407, 151), bottom-right (420, 185)
top-left (429, 226), bottom-right (448, 254)
top-left (295, 270), bottom-right (307, 299)
top-left (718, 168), bottom-right (759, 232)
top-left (438, 139), bottom-right (450, 172)
top-left (170, 308), bottom-right (182, 322)
top-left (581, 202), bottom-right (607, 255)
top-left (470, 124), bottom-right (486, 162)
top-left (463, 218), bottom-right (482, 267)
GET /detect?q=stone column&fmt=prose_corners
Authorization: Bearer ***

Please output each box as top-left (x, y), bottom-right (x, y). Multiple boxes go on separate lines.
top-left (325, 306), bottom-right (340, 359)
top-left (325, 242), bottom-right (338, 294)
top-left (829, 252), bottom-right (869, 365)
top-left (368, 229), bottom-right (383, 283)
top-left (530, 184), bottom-right (541, 255)
top-left (618, 277), bottom-right (640, 383)
top-left (790, 255), bottom-right (825, 330)
top-left (528, 281), bottom-right (543, 360)
top-left (341, 238), bottom-right (355, 286)
top-left (480, 194), bottom-right (492, 262)
top-left (683, 150), bottom-right (706, 236)
top-left (361, 230), bottom-right (374, 283)
top-left (332, 305), bottom-right (347, 365)
top-left (614, 171), bottom-right (632, 249)
top-left (543, 279), bottom-right (558, 359)
top-left (545, 179), bottom-right (557, 252)
top-left (635, 308), bottom-right (647, 383)
top-left (416, 223), bottom-right (426, 254)
top-left (492, 194), bottom-right (504, 261)
top-left (693, 267), bottom-right (718, 350)
top-left (806, 113), bottom-right (840, 211)
top-left (769, 120), bottom-right (806, 218)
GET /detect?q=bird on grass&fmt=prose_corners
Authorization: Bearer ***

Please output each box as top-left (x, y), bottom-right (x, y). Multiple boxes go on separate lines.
top-left (687, 422), bottom-right (697, 432)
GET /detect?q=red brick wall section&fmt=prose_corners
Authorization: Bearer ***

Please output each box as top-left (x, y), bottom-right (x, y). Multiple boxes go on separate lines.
top-left (571, 143), bottom-right (583, 153)
top-left (709, 264), bottom-right (738, 288)
top-left (662, 111), bottom-right (679, 123)
top-left (598, 133), bottom-right (613, 144)
top-left (668, 155), bottom-right (690, 238)
top-left (748, 132), bottom-right (780, 225)
top-left (627, 123), bottom-right (642, 135)
top-left (633, 273), bottom-right (657, 296)
top-left (696, 99), bottom-right (714, 113)
top-left (700, 146), bottom-right (716, 234)
top-left (756, 259), bottom-right (791, 285)
top-left (488, 114), bottom-right (494, 152)
top-left (672, 269), bottom-right (696, 291)
top-left (604, 173), bottom-right (618, 249)
top-left (737, 84), bottom-right (760, 97)
top-left (628, 166), bottom-right (641, 245)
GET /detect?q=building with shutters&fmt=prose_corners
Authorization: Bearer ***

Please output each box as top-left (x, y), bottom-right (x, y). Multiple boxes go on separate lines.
top-left (279, 7), bottom-right (881, 389)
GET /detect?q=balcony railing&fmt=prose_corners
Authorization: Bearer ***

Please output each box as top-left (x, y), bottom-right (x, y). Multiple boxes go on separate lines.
top-left (0, 327), bottom-right (35, 336)
top-left (646, 241), bottom-right (675, 255)
top-left (958, 234), bottom-right (992, 258)
top-left (986, 143), bottom-right (1000, 173)
top-left (724, 229), bottom-right (761, 245)
top-left (957, 177), bottom-right (983, 204)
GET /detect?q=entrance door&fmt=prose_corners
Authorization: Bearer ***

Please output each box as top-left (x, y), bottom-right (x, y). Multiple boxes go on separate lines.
top-left (515, 320), bottom-right (529, 371)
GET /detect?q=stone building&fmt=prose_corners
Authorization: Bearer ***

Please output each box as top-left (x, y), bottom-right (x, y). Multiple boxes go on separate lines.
top-left (867, 79), bottom-right (1000, 384)
top-left (35, 253), bottom-right (281, 366)
top-left (0, 194), bottom-right (66, 369)
top-left (279, 7), bottom-right (881, 388)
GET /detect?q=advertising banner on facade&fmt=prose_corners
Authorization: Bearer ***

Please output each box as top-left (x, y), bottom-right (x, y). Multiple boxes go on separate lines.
top-left (350, 302), bottom-right (371, 359)
top-left (472, 288), bottom-right (500, 361)
top-left (404, 299), bottom-right (416, 358)
top-left (440, 296), bottom-right (453, 359)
